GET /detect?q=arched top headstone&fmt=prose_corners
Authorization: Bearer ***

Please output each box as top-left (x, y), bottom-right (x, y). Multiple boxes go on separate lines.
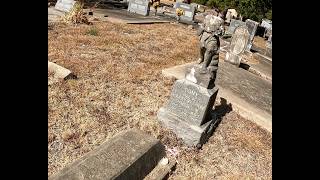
top-left (229, 25), bottom-right (250, 55)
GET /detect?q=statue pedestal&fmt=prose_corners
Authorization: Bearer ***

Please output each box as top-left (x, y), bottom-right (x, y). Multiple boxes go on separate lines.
top-left (185, 64), bottom-right (216, 89)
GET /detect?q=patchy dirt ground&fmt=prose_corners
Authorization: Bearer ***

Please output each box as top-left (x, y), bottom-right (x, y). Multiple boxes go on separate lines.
top-left (253, 36), bottom-right (267, 50)
top-left (48, 21), bottom-right (271, 179)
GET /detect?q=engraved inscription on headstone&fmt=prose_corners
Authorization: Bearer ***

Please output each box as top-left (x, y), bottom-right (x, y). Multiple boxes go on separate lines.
top-left (165, 79), bottom-right (216, 126)
top-left (55, 0), bottom-right (76, 13)
top-left (174, 2), bottom-right (196, 22)
top-left (225, 26), bottom-right (250, 66)
top-left (157, 79), bottom-right (219, 147)
top-left (128, 0), bottom-right (150, 16)
top-left (226, 19), bottom-right (246, 35)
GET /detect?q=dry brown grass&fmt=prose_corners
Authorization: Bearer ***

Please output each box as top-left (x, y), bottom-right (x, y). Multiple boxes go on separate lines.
top-left (169, 111), bottom-right (271, 179)
top-left (253, 36), bottom-right (267, 50)
top-left (48, 21), bottom-right (271, 179)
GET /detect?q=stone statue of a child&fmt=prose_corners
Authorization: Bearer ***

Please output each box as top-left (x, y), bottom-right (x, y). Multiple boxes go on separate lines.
top-left (197, 13), bottom-right (225, 81)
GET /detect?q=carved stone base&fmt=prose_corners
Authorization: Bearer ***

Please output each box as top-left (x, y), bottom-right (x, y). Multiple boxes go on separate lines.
top-left (158, 107), bottom-right (218, 147)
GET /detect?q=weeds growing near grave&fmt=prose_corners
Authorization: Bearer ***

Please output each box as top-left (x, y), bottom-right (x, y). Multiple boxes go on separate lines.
top-left (86, 27), bottom-right (99, 36)
top-left (61, 1), bottom-right (91, 25)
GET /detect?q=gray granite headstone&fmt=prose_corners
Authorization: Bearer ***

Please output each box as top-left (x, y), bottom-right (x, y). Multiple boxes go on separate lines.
top-left (245, 19), bottom-right (259, 50)
top-left (158, 79), bottom-right (219, 147)
top-left (174, 2), bottom-right (196, 22)
top-left (225, 25), bottom-right (250, 66)
top-left (163, 79), bottom-right (217, 126)
top-left (55, 0), bottom-right (76, 13)
top-left (128, 0), bottom-right (150, 16)
top-left (226, 19), bottom-right (245, 35)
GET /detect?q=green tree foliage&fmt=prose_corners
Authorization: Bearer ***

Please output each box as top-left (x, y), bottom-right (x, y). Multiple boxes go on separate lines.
top-left (192, 0), bottom-right (272, 22)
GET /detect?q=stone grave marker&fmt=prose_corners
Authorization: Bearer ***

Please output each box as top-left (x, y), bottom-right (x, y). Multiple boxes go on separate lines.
top-left (158, 79), bottom-right (218, 147)
top-left (49, 129), bottom-right (166, 180)
top-left (261, 19), bottom-right (272, 32)
top-left (128, 0), bottom-right (150, 16)
top-left (55, 0), bottom-right (76, 13)
top-left (225, 25), bottom-right (250, 66)
top-left (245, 19), bottom-right (259, 50)
top-left (158, 46), bottom-right (222, 148)
top-left (174, 2), bottom-right (196, 22)
top-left (226, 19), bottom-right (245, 35)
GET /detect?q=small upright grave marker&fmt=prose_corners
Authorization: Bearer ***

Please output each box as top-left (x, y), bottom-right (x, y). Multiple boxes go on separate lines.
top-left (128, 0), bottom-right (150, 16)
top-left (225, 26), bottom-right (250, 66)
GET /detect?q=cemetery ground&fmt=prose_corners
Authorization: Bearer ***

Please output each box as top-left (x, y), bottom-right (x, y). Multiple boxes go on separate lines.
top-left (48, 22), bottom-right (271, 179)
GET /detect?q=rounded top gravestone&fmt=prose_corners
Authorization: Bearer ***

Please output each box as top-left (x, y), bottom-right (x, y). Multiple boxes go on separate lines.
top-left (229, 26), bottom-right (250, 55)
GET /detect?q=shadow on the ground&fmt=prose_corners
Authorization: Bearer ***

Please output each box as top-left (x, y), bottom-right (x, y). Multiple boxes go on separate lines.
top-left (214, 97), bottom-right (233, 119)
top-left (197, 97), bottom-right (233, 149)
top-left (239, 62), bottom-right (250, 70)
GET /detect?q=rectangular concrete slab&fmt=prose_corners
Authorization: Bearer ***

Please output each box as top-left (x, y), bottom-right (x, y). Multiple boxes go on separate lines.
top-left (248, 54), bottom-right (272, 81)
top-left (162, 61), bottom-right (272, 132)
top-left (144, 158), bottom-right (177, 180)
top-left (49, 129), bottom-right (166, 180)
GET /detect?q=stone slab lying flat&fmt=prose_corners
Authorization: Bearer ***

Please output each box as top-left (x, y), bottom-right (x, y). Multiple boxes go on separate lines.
top-left (162, 61), bottom-right (272, 132)
top-left (49, 129), bottom-right (166, 180)
top-left (144, 158), bottom-right (177, 180)
top-left (248, 54), bottom-right (272, 81)
top-left (48, 61), bottom-right (75, 80)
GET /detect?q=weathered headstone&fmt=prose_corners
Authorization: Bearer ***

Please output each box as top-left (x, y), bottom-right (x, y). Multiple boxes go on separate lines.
top-left (261, 19), bottom-right (272, 31)
top-left (158, 79), bottom-right (218, 147)
top-left (128, 0), bottom-right (150, 16)
top-left (245, 19), bottom-right (259, 50)
top-left (226, 19), bottom-right (246, 35)
top-left (225, 26), bottom-right (250, 66)
top-left (174, 2), bottom-right (196, 22)
top-left (55, 0), bottom-right (76, 13)
top-left (49, 129), bottom-right (166, 180)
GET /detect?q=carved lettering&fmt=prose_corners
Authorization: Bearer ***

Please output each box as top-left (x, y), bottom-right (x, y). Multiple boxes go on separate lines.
top-left (166, 81), bottom-right (211, 125)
